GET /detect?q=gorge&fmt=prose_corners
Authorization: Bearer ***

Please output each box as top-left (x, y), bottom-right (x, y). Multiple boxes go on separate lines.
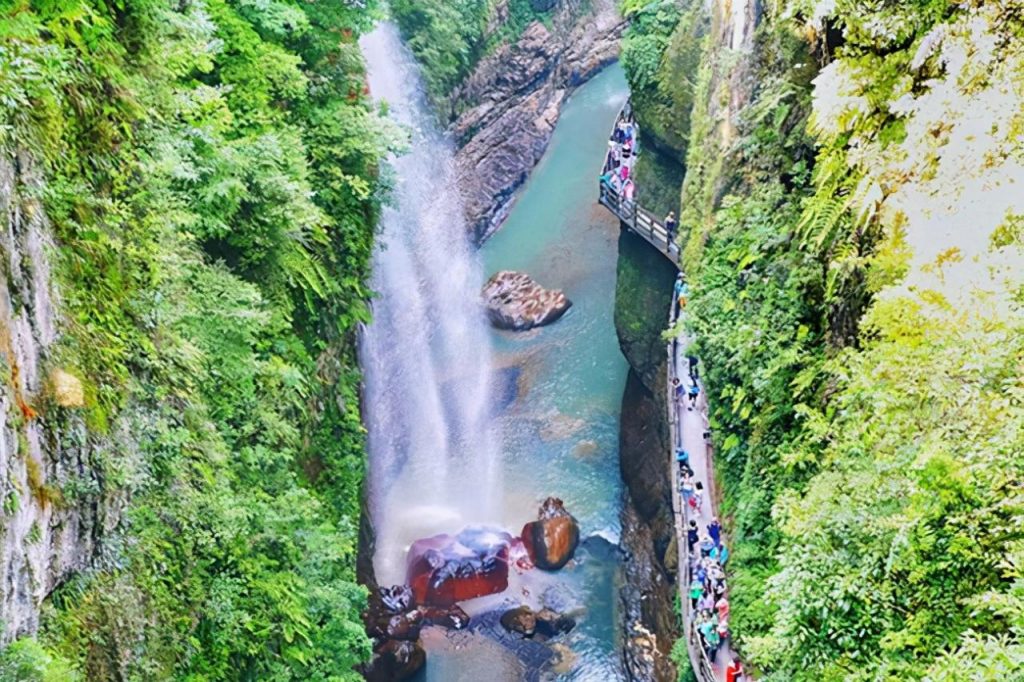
top-left (0, 1), bottom-right (1022, 681)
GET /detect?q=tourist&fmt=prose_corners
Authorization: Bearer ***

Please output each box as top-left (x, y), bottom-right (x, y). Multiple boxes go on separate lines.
top-left (692, 481), bottom-right (704, 513)
top-left (711, 542), bottom-right (729, 565)
top-left (689, 577), bottom-right (703, 609)
top-left (699, 532), bottom-right (714, 558)
top-left (672, 376), bottom-right (684, 404)
top-left (713, 577), bottom-right (727, 599)
top-left (680, 473), bottom-right (695, 506)
top-left (677, 279), bottom-right (689, 308)
top-left (676, 448), bottom-right (690, 467)
top-left (622, 140), bottom-right (632, 162)
top-left (708, 516), bottom-right (721, 547)
top-left (698, 591), bottom-right (714, 615)
top-left (665, 211), bottom-right (677, 241)
top-left (688, 382), bottom-right (700, 409)
top-left (687, 519), bottom-right (699, 552)
top-left (726, 658), bottom-right (745, 682)
top-left (705, 623), bottom-right (721, 661)
top-left (623, 178), bottom-right (635, 201)
top-left (673, 274), bottom-right (685, 308)
top-left (716, 595), bottom-right (730, 623)
top-left (688, 354), bottom-right (699, 381)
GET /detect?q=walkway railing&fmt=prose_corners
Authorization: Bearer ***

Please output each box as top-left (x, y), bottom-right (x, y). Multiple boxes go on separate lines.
top-left (599, 100), bottom-right (741, 682)
top-left (598, 186), bottom-right (681, 267)
top-left (597, 100), bottom-right (681, 268)
top-left (668, 296), bottom-right (718, 682)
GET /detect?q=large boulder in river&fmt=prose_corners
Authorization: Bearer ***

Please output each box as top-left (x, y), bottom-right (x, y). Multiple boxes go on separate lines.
top-left (482, 271), bottom-right (572, 330)
top-left (520, 497), bottom-right (580, 570)
top-left (406, 526), bottom-right (514, 606)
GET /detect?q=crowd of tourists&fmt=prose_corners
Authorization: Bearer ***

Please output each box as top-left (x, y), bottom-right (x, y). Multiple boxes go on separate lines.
top-left (600, 104), bottom-right (680, 245)
top-left (672, 314), bottom-right (746, 682)
top-left (600, 100), bottom-right (745, 681)
top-left (600, 104), bottom-right (639, 204)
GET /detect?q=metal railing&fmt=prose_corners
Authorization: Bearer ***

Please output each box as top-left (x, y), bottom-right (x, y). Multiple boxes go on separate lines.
top-left (602, 98), bottom-right (734, 682)
top-left (667, 295), bottom-right (718, 682)
top-left (597, 101), bottom-right (681, 268)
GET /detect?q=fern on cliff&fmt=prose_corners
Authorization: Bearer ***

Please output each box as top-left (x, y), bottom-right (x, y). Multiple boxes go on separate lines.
top-left (1, 0), bottom-right (398, 678)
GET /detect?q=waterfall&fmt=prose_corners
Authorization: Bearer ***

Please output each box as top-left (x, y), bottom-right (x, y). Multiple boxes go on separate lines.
top-left (359, 24), bottom-right (501, 588)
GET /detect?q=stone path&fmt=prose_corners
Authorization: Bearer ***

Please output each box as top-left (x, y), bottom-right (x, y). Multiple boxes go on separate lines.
top-left (668, 296), bottom-right (741, 681)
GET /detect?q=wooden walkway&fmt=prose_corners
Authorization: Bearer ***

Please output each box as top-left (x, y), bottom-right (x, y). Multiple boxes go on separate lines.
top-left (598, 102), bottom-right (739, 682)
top-left (598, 185), bottom-right (681, 268)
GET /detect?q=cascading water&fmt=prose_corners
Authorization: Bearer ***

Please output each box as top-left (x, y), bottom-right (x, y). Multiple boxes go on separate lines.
top-left (360, 23), bottom-right (501, 588)
top-left (361, 19), bottom-right (630, 679)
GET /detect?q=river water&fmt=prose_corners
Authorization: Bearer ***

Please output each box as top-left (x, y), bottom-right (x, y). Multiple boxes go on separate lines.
top-left (361, 23), bottom-right (630, 680)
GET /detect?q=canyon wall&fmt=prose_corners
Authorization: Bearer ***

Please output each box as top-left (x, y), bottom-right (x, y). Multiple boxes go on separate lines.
top-left (0, 152), bottom-right (122, 642)
top-left (613, 230), bottom-right (679, 681)
top-left (451, 0), bottom-right (626, 243)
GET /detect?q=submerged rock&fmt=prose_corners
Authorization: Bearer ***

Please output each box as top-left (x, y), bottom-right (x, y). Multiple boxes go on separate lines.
top-left (535, 607), bottom-right (576, 638)
top-left (482, 271), bottom-right (572, 331)
top-left (406, 526), bottom-right (514, 606)
top-left (421, 604), bottom-right (471, 630)
top-left (521, 497), bottom-right (580, 570)
top-left (499, 605), bottom-right (575, 640)
top-left (500, 605), bottom-right (537, 637)
top-left (365, 638), bottom-right (426, 682)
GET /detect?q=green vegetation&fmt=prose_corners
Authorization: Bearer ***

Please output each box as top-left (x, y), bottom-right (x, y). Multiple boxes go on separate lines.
top-left (390, 0), bottom-right (555, 107)
top-left (624, 0), bottom-right (1024, 678)
top-left (619, 0), bottom-right (703, 158)
top-left (2, 0), bottom-right (401, 678)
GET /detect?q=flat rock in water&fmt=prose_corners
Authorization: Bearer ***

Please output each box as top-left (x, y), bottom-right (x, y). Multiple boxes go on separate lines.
top-left (482, 271), bottom-right (572, 331)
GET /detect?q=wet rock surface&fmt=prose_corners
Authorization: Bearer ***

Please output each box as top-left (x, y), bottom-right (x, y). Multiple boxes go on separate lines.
top-left (451, 0), bottom-right (626, 243)
top-left (363, 584), bottom-right (470, 680)
top-left (617, 369), bottom-right (680, 682)
top-left (500, 604), bottom-right (577, 639)
top-left (365, 638), bottom-right (426, 682)
top-left (406, 526), bottom-right (515, 606)
top-left (0, 152), bottom-right (124, 642)
top-left (501, 605), bottom-right (538, 637)
top-left (483, 271), bottom-right (572, 331)
top-left (521, 497), bottom-right (581, 570)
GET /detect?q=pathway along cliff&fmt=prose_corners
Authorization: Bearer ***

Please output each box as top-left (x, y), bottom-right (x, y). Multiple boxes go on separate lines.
top-left (601, 105), bottom-right (745, 681)
top-left (360, 24), bottom-right (640, 681)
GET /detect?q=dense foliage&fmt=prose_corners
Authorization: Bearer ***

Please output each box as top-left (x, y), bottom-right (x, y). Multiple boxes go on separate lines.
top-left (1, 0), bottom-right (400, 678)
top-left (390, 0), bottom-right (554, 107)
top-left (626, 0), bottom-right (1024, 678)
top-left (619, 0), bottom-right (700, 157)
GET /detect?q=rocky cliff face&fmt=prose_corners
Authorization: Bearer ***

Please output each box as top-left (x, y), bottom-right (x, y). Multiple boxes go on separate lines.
top-left (613, 230), bottom-right (680, 681)
top-left (451, 0), bottom-right (625, 243)
top-left (0, 151), bottom-right (122, 642)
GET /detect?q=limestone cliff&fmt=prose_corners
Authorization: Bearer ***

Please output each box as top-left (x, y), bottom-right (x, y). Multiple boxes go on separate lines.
top-left (0, 152), bottom-right (123, 642)
top-left (451, 0), bottom-right (626, 243)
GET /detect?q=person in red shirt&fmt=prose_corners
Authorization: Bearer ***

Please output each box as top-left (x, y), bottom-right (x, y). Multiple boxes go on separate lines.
top-left (726, 658), bottom-right (745, 682)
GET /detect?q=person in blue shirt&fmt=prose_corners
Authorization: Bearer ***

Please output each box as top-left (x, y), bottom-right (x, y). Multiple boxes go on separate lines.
top-left (688, 382), bottom-right (700, 410)
top-left (708, 517), bottom-right (722, 547)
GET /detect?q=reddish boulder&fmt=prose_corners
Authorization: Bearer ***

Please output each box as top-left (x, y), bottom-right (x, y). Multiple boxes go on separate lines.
top-left (406, 526), bottom-right (514, 606)
top-left (520, 497), bottom-right (580, 570)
